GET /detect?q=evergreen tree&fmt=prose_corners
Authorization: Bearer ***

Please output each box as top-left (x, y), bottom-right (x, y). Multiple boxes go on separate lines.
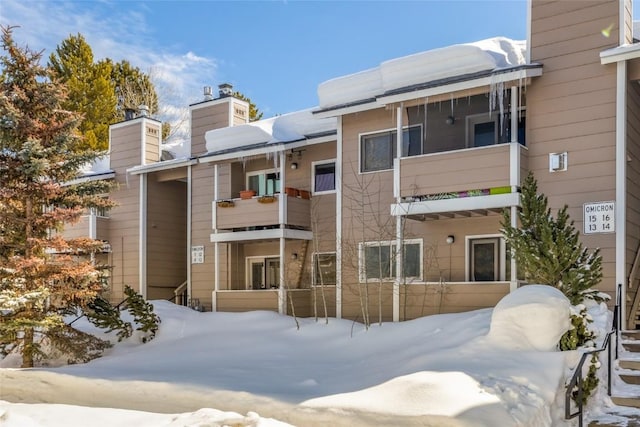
top-left (0, 26), bottom-right (114, 367)
top-left (107, 59), bottom-right (159, 120)
top-left (501, 173), bottom-right (603, 304)
top-left (49, 33), bottom-right (117, 151)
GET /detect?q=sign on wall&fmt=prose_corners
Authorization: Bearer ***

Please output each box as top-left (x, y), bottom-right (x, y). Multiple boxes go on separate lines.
top-left (583, 201), bottom-right (615, 234)
top-left (191, 245), bottom-right (204, 264)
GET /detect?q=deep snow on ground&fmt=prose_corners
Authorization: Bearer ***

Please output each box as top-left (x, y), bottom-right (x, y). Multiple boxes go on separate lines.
top-left (0, 285), bottom-right (621, 426)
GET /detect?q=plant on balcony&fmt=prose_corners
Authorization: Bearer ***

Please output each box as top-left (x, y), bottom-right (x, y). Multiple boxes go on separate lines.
top-left (239, 189), bottom-right (256, 200)
top-left (257, 195), bottom-right (276, 204)
top-left (217, 200), bottom-right (235, 208)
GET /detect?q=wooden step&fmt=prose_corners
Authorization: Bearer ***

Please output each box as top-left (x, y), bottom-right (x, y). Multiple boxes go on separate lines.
top-left (612, 396), bottom-right (640, 408)
top-left (622, 342), bottom-right (640, 352)
top-left (621, 330), bottom-right (640, 340)
top-left (620, 374), bottom-right (640, 385)
top-left (619, 359), bottom-right (640, 370)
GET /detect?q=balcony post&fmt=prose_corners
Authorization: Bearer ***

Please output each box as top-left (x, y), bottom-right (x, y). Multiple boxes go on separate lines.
top-left (213, 164), bottom-right (219, 310)
top-left (394, 104), bottom-right (404, 322)
top-left (278, 150), bottom-right (286, 315)
top-left (509, 86), bottom-right (519, 292)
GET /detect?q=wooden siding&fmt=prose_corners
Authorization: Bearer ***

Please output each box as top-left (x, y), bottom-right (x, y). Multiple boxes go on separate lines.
top-left (232, 100), bottom-right (249, 125)
top-left (340, 282), bottom-right (509, 322)
top-left (287, 289), bottom-right (312, 317)
top-left (216, 290), bottom-right (279, 313)
top-left (528, 0), bottom-right (619, 298)
top-left (147, 177), bottom-right (187, 290)
top-left (399, 143), bottom-right (525, 197)
top-left (190, 102), bottom-right (231, 156)
top-left (107, 121), bottom-right (145, 301)
top-left (400, 282), bottom-right (510, 320)
top-left (144, 122), bottom-right (161, 164)
top-left (311, 286), bottom-right (337, 318)
top-left (626, 77), bottom-right (640, 318)
top-left (190, 164), bottom-right (216, 309)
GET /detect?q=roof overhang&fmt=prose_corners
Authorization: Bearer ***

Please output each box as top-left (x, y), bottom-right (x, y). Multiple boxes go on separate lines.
top-left (64, 171), bottom-right (115, 186)
top-left (600, 43), bottom-right (640, 64)
top-left (198, 133), bottom-right (336, 164)
top-left (314, 65), bottom-right (542, 118)
top-left (391, 193), bottom-right (520, 219)
top-left (127, 158), bottom-right (197, 175)
top-left (210, 228), bottom-right (313, 243)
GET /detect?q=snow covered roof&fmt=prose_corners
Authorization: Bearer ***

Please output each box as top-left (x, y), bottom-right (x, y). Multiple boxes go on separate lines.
top-left (204, 109), bottom-right (337, 156)
top-left (317, 37), bottom-right (530, 111)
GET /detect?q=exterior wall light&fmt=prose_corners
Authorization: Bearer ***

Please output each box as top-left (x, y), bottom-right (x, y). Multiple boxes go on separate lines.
top-left (446, 235), bottom-right (455, 244)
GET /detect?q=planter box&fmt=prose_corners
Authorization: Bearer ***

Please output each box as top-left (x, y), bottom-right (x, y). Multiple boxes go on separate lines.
top-left (298, 190), bottom-right (311, 199)
top-left (240, 190), bottom-right (256, 200)
top-left (284, 187), bottom-right (299, 197)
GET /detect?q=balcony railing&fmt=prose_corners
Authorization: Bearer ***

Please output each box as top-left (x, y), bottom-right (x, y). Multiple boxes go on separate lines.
top-left (399, 142), bottom-right (527, 198)
top-left (61, 214), bottom-right (109, 241)
top-left (214, 194), bottom-right (311, 231)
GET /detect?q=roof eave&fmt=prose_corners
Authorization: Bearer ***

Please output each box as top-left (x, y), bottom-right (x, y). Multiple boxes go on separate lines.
top-left (314, 64), bottom-right (543, 117)
top-left (198, 133), bottom-right (336, 164)
top-left (600, 43), bottom-right (640, 64)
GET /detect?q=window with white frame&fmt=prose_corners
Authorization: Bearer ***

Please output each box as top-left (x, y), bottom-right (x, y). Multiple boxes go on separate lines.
top-left (313, 252), bottom-right (336, 285)
top-left (247, 170), bottom-right (280, 196)
top-left (360, 125), bottom-right (422, 173)
top-left (467, 236), bottom-right (506, 282)
top-left (466, 113), bottom-right (498, 148)
top-left (359, 239), bottom-right (422, 282)
top-left (312, 160), bottom-right (336, 194)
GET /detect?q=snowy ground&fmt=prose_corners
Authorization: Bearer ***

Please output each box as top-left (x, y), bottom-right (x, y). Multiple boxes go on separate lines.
top-left (0, 285), bottom-right (626, 426)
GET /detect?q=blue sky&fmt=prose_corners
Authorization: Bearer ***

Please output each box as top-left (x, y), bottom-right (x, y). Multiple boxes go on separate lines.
top-left (1, 0), bottom-right (532, 120)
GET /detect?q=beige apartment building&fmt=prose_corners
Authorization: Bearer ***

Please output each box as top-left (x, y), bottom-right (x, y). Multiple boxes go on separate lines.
top-left (64, 0), bottom-right (640, 327)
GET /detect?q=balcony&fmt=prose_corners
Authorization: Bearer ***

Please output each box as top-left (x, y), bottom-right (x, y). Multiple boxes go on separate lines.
top-left (61, 214), bottom-right (109, 242)
top-left (393, 142), bottom-right (527, 219)
top-left (212, 194), bottom-right (312, 242)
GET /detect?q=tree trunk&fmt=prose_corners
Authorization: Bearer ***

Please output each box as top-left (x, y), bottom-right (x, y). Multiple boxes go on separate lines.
top-left (22, 327), bottom-right (35, 368)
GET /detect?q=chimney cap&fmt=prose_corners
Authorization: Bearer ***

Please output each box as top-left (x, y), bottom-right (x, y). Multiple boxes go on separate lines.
top-left (204, 86), bottom-right (213, 101)
top-left (218, 83), bottom-right (233, 98)
top-left (138, 104), bottom-right (149, 117)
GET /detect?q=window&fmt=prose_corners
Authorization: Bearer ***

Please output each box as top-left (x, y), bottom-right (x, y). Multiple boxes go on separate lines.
top-left (313, 252), bottom-right (336, 285)
top-left (313, 161), bottom-right (336, 194)
top-left (247, 170), bottom-right (280, 196)
top-left (466, 114), bottom-right (498, 148)
top-left (467, 236), bottom-right (506, 282)
top-left (360, 125), bottom-right (422, 173)
top-left (247, 256), bottom-right (280, 289)
top-left (359, 239), bottom-right (422, 282)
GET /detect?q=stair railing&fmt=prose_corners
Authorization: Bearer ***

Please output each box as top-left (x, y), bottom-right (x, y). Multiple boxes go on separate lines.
top-left (173, 280), bottom-right (188, 306)
top-left (565, 283), bottom-right (621, 427)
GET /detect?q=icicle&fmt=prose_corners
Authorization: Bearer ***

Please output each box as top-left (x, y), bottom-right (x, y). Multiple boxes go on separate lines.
top-left (423, 96), bottom-right (428, 148)
top-left (450, 93), bottom-right (454, 117)
top-left (489, 75), bottom-right (505, 137)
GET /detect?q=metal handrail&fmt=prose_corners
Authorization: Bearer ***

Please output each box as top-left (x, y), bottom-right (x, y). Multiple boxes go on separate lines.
top-left (565, 283), bottom-right (621, 427)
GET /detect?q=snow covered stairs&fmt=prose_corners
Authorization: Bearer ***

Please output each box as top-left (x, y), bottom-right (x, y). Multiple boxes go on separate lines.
top-left (588, 332), bottom-right (640, 426)
top-left (611, 331), bottom-right (640, 408)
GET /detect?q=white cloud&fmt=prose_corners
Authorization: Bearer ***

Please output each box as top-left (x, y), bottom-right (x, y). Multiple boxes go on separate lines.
top-left (1, 0), bottom-right (216, 140)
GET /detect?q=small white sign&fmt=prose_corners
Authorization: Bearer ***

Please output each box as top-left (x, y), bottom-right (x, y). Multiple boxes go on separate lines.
top-left (191, 245), bottom-right (205, 264)
top-left (583, 201), bottom-right (615, 234)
